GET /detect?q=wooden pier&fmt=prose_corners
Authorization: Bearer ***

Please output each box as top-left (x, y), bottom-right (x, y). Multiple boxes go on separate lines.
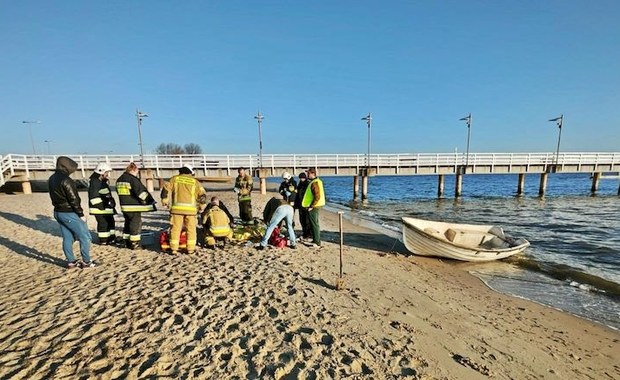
top-left (1, 152), bottom-right (619, 197)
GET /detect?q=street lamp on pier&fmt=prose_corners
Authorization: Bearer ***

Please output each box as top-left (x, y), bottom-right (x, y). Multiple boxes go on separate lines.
top-left (361, 113), bottom-right (372, 167)
top-left (459, 113), bottom-right (472, 173)
top-left (44, 140), bottom-right (52, 155)
top-left (548, 114), bottom-right (563, 167)
top-left (22, 120), bottom-right (41, 155)
top-left (136, 109), bottom-right (148, 168)
top-left (254, 111), bottom-right (264, 168)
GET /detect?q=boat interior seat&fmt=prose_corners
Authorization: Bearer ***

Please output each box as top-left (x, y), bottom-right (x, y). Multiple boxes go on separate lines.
top-left (445, 228), bottom-right (497, 247)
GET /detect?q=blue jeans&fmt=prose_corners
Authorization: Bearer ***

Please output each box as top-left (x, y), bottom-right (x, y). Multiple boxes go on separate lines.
top-left (260, 205), bottom-right (296, 247)
top-left (54, 211), bottom-right (92, 263)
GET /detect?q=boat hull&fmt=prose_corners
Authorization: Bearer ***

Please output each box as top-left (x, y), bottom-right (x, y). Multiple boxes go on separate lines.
top-left (402, 217), bottom-right (529, 262)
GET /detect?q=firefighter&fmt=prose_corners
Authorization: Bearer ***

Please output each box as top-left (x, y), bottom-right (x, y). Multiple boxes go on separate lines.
top-left (161, 165), bottom-right (207, 255)
top-left (202, 197), bottom-right (233, 249)
top-left (116, 162), bottom-right (156, 250)
top-left (234, 167), bottom-right (254, 223)
top-left (88, 163), bottom-right (117, 245)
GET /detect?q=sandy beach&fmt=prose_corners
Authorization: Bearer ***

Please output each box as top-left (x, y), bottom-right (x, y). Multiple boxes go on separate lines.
top-left (0, 189), bottom-right (618, 379)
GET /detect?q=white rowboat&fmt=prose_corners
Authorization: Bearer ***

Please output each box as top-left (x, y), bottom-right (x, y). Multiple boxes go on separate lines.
top-left (402, 217), bottom-right (529, 262)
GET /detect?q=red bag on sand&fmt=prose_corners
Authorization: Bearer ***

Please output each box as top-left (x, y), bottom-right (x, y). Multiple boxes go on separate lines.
top-left (268, 227), bottom-right (288, 248)
top-left (159, 229), bottom-right (187, 251)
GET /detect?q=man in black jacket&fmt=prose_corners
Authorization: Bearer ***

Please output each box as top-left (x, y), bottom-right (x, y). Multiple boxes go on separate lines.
top-left (48, 156), bottom-right (94, 268)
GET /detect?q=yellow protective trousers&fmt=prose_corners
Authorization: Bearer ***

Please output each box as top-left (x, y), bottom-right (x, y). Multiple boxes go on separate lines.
top-left (169, 214), bottom-right (197, 252)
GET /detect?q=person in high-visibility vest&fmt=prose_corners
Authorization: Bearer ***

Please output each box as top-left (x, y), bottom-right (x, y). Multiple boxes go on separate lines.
top-left (161, 165), bottom-right (207, 254)
top-left (116, 162), bottom-right (156, 250)
top-left (234, 167), bottom-right (254, 223)
top-left (88, 163), bottom-right (117, 245)
top-left (301, 167), bottom-right (325, 247)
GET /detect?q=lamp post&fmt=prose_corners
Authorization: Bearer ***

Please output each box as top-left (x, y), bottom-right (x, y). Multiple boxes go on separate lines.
top-left (44, 140), bottom-right (52, 155)
top-left (254, 111), bottom-right (264, 168)
top-left (22, 120), bottom-right (41, 155)
top-left (459, 113), bottom-right (472, 173)
top-left (361, 113), bottom-right (372, 167)
top-left (136, 109), bottom-right (148, 168)
top-left (548, 114), bottom-right (563, 166)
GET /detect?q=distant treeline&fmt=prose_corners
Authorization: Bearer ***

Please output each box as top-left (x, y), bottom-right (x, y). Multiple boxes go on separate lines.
top-left (155, 143), bottom-right (202, 155)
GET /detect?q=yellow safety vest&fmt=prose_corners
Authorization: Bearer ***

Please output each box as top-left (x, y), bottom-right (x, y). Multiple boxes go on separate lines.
top-left (207, 207), bottom-right (232, 237)
top-left (302, 178), bottom-right (325, 208)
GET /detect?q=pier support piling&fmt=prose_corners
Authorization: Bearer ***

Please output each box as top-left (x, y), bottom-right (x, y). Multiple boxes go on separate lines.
top-left (361, 175), bottom-right (368, 201)
top-left (437, 174), bottom-right (444, 198)
top-left (455, 172), bottom-right (463, 198)
top-left (517, 173), bottom-right (525, 196)
top-left (538, 173), bottom-right (548, 197)
top-left (353, 176), bottom-right (359, 200)
top-left (255, 169), bottom-right (269, 195)
top-left (591, 172), bottom-right (601, 194)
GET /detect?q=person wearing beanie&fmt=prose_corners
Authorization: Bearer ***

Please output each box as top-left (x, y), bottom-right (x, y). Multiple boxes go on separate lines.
top-left (294, 172), bottom-right (311, 240)
top-left (48, 156), bottom-right (94, 268)
top-left (161, 165), bottom-right (207, 255)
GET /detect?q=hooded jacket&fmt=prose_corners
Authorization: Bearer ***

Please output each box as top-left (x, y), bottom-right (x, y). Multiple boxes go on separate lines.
top-left (48, 156), bottom-right (84, 216)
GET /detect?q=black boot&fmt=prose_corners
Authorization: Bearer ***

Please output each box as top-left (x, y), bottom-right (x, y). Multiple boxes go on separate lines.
top-left (107, 236), bottom-right (116, 245)
top-left (129, 241), bottom-right (141, 250)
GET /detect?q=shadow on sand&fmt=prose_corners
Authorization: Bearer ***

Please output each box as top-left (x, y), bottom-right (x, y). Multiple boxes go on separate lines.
top-left (0, 235), bottom-right (66, 268)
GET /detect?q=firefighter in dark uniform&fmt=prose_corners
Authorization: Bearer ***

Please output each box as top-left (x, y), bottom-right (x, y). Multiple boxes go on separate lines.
top-left (116, 162), bottom-right (156, 249)
top-left (88, 163), bottom-right (117, 245)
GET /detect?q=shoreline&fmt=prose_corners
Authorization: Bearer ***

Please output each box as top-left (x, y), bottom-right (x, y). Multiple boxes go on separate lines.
top-left (0, 191), bottom-right (618, 378)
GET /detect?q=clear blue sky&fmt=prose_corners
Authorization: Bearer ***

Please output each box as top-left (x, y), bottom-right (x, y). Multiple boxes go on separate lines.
top-left (1, 1), bottom-right (619, 156)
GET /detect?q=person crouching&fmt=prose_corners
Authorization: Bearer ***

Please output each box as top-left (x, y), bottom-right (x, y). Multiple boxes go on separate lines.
top-left (202, 197), bottom-right (233, 249)
top-left (256, 194), bottom-right (297, 250)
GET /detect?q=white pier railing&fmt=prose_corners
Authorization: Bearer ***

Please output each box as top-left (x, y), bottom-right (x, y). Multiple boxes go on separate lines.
top-left (1, 152), bottom-right (620, 186)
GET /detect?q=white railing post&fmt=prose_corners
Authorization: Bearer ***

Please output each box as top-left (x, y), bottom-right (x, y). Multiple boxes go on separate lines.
top-left (155, 155), bottom-right (160, 177)
top-left (293, 154), bottom-right (296, 175)
top-left (227, 155), bottom-right (231, 176)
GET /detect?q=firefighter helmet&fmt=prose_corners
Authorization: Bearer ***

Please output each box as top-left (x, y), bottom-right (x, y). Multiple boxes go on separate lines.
top-left (95, 163), bottom-right (113, 174)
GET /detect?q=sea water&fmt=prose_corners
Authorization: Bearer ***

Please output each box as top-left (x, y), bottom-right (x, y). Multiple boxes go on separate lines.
top-left (273, 173), bottom-right (620, 329)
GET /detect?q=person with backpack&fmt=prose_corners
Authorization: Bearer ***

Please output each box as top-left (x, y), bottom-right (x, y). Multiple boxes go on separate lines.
top-left (256, 194), bottom-right (297, 250)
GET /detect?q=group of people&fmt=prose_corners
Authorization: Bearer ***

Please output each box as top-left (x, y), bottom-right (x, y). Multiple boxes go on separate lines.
top-left (48, 156), bottom-right (325, 268)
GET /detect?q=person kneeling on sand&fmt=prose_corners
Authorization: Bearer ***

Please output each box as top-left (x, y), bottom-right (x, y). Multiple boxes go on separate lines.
top-left (48, 156), bottom-right (95, 268)
top-left (256, 194), bottom-right (297, 250)
top-left (202, 197), bottom-right (233, 249)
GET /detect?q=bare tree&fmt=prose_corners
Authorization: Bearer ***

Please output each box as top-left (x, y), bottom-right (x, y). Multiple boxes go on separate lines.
top-left (155, 143), bottom-right (185, 154)
top-left (184, 143), bottom-right (203, 154)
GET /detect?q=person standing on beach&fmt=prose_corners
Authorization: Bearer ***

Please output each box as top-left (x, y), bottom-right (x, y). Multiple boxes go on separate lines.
top-left (294, 172), bottom-right (311, 241)
top-left (301, 168), bottom-right (325, 248)
top-left (88, 163), bottom-right (117, 245)
top-left (116, 162), bottom-right (156, 250)
top-left (234, 167), bottom-right (254, 223)
top-left (256, 194), bottom-right (297, 250)
top-left (161, 165), bottom-right (207, 255)
top-left (48, 156), bottom-right (94, 268)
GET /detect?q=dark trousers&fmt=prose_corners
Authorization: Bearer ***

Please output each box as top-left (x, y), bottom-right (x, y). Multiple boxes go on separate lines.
top-left (94, 214), bottom-right (116, 242)
top-left (298, 207), bottom-right (312, 239)
top-left (308, 208), bottom-right (321, 245)
top-left (122, 212), bottom-right (142, 243)
top-left (239, 199), bottom-right (253, 222)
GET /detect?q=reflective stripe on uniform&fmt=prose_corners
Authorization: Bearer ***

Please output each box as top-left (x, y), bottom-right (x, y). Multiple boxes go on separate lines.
top-left (89, 208), bottom-right (114, 215)
top-left (121, 205), bottom-right (153, 212)
top-left (98, 231), bottom-right (111, 238)
top-left (129, 234), bottom-right (141, 242)
top-left (138, 191), bottom-right (149, 200)
top-left (116, 182), bottom-right (131, 195)
top-left (98, 188), bottom-right (110, 194)
top-left (90, 198), bottom-right (103, 205)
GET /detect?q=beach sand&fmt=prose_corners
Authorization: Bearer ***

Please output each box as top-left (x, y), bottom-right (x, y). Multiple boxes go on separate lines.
top-left (0, 190), bottom-right (618, 379)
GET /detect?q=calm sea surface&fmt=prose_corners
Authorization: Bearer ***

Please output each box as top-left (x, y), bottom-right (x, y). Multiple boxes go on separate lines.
top-left (275, 173), bottom-right (620, 329)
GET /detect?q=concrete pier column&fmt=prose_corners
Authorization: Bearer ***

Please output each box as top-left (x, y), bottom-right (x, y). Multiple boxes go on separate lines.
top-left (591, 173), bottom-right (601, 194)
top-left (437, 174), bottom-right (444, 198)
top-left (455, 172), bottom-right (463, 197)
top-left (158, 177), bottom-right (165, 190)
top-left (517, 173), bottom-right (526, 196)
top-left (538, 173), bottom-right (548, 196)
top-left (146, 178), bottom-right (154, 193)
top-left (353, 176), bottom-right (359, 200)
top-left (361, 175), bottom-right (369, 201)
top-left (255, 169), bottom-right (269, 195)
top-left (14, 175), bottom-right (32, 194)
